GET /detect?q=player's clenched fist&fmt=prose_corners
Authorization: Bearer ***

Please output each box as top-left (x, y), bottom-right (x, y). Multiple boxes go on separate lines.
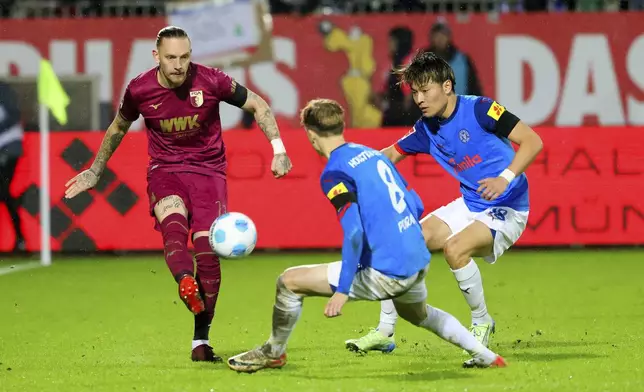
top-left (477, 177), bottom-right (509, 201)
top-left (271, 153), bottom-right (293, 178)
top-left (64, 169), bottom-right (99, 199)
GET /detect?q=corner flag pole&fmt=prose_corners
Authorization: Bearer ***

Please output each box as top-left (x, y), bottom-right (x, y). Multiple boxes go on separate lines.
top-left (37, 59), bottom-right (70, 267)
top-left (38, 102), bottom-right (51, 266)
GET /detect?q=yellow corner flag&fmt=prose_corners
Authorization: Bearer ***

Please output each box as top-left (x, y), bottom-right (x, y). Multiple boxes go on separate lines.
top-left (38, 59), bottom-right (70, 126)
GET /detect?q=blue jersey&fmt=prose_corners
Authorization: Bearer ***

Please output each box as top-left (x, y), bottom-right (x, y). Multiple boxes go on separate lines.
top-left (321, 143), bottom-right (430, 295)
top-left (395, 95), bottom-right (530, 213)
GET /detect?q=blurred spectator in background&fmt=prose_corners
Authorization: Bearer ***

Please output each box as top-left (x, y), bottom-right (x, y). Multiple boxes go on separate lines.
top-left (378, 27), bottom-right (420, 127)
top-left (0, 0), bottom-right (14, 17)
top-left (0, 81), bottom-right (25, 252)
top-left (425, 21), bottom-right (483, 96)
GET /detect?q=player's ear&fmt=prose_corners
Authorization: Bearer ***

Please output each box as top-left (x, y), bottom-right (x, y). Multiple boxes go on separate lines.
top-left (442, 80), bottom-right (452, 94)
top-left (152, 49), bottom-right (160, 64)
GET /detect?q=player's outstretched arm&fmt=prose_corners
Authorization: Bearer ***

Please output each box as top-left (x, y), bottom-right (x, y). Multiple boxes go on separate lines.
top-left (89, 113), bottom-right (131, 176)
top-left (64, 114), bottom-right (132, 199)
top-left (381, 145), bottom-right (408, 165)
top-left (383, 126), bottom-right (429, 164)
top-left (241, 89), bottom-right (292, 178)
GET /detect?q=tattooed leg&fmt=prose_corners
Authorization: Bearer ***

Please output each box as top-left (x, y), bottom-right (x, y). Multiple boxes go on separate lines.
top-left (154, 195), bottom-right (193, 281)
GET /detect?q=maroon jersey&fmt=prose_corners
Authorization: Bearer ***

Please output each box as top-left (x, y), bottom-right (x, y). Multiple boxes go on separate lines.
top-left (119, 63), bottom-right (235, 176)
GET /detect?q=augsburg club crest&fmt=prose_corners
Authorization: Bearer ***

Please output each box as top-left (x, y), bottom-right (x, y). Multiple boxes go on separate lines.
top-left (190, 90), bottom-right (204, 108)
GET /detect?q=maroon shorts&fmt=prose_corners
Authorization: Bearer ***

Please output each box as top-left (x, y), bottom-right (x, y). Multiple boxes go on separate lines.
top-left (147, 170), bottom-right (227, 232)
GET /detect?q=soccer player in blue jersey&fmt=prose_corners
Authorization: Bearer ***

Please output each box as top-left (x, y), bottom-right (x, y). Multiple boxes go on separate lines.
top-left (346, 52), bottom-right (543, 354)
top-left (227, 99), bottom-right (506, 373)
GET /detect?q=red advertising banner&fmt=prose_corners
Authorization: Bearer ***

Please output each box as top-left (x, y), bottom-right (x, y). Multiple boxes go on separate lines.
top-left (1, 127), bottom-right (643, 252)
top-left (1, 13), bottom-right (643, 129)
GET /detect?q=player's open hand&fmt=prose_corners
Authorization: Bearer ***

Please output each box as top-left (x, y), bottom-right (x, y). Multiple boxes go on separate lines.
top-left (477, 177), bottom-right (509, 201)
top-left (271, 153), bottom-right (292, 179)
top-left (324, 292), bottom-right (348, 318)
top-left (64, 169), bottom-right (99, 199)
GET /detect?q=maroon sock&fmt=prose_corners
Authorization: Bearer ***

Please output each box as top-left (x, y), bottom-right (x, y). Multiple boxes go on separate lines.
top-left (160, 213), bottom-right (194, 282)
top-left (193, 236), bottom-right (221, 341)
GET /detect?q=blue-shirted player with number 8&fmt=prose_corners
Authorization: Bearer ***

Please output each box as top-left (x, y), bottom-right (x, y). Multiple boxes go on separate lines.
top-left (226, 98), bottom-right (507, 373)
top-left (345, 52), bottom-right (543, 355)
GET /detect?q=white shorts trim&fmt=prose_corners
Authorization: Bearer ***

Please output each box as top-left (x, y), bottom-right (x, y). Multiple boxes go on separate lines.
top-left (426, 197), bottom-right (529, 263)
top-left (327, 262), bottom-right (428, 304)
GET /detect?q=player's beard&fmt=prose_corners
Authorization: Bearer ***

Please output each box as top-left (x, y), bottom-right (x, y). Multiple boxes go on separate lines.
top-left (160, 68), bottom-right (187, 88)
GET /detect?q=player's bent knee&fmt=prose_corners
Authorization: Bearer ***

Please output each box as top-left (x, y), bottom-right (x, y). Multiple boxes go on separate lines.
top-left (393, 301), bottom-right (427, 326)
top-left (279, 264), bottom-right (332, 296)
top-left (280, 267), bottom-right (309, 294)
top-left (422, 227), bottom-right (443, 251)
top-left (279, 269), bottom-right (296, 292)
top-left (443, 237), bottom-right (469, 267)
top-left (421, 216), bottom-right (451, 251)
top-left (275, 274), bottom-right (303, 310)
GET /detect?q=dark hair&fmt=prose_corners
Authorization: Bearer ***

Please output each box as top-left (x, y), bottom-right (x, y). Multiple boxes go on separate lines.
top-left (394, 51), bottom-right (456, 91)
top-left (300, 99), bottom-right (345, 136)
top-left (156, 26), bottom-right (190, 47)
top-left (430, 22), bottom-right (451, 37)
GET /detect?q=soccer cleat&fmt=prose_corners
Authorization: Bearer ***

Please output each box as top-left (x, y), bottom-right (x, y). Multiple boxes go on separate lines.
top-left (179, 275), bottom-right (205, 315)
top-left (463, 355), bottom-right (507, 369)
top-left (463, 321), bottom-right (495, 355)
top-left (471, 321), bottom-right (496, 346)
top-left (345, 328), bottom-right (396, 354)
top-left (191, 344), bottom-right (223, 363)
top-left (227, 344), bottom-right (287, 373)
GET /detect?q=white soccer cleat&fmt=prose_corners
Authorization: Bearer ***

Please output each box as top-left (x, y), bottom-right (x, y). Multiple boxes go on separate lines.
top-left (463, 321), bottom-right (495, 355)
top-left (227, 343), bottom-right (287, 373)
top-left (463, 355), bottom-right (507, 369)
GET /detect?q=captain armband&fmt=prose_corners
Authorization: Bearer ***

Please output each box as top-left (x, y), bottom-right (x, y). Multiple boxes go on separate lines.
top-left (330, 192), bottom-right (357, 211)
top-left (495, 110), bottom-right (521, 138)
top-left (223, 82), bottom-right (248, 108)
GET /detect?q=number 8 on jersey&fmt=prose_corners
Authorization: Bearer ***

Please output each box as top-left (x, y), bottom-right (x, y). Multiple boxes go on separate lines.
top-left (377, 160), bottom-right (407, 214)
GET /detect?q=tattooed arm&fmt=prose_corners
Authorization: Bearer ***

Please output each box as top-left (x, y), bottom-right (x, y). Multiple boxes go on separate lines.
top-left (64, 114), bottom-right (132, 199)
top-left (90, 114), bottom-right (132, 176)
top-left (241, 90), bottom-right (280, 140)
top-left (240, 89), bottom-right (292, 178)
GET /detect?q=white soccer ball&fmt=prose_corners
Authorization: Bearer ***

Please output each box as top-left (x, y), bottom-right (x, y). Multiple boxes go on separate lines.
top-left (208, 212), bottom-right (257, 259)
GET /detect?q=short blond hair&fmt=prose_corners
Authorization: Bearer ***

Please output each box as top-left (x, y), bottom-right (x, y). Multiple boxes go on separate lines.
top-left (300, 98), bottom-right (345, 136)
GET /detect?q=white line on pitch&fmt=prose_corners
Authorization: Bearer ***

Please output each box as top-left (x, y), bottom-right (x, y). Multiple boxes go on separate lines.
top-left (0, 261), bottom-right (44, 276)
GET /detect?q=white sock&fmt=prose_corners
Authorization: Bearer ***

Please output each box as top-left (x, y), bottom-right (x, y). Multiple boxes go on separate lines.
top-left (191, 339), bottom-right (209, 350)
top-left (376, 299), bottom-right (398, 337)
top-left (452, 260), bottom-right (492, 324)
top-left (266, 277), bottom-right (303, 357)
top-left (419, 304), bottom-right (496, 363)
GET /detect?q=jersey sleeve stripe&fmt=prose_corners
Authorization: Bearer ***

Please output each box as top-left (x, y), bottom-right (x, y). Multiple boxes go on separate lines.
top-left (394, 142), bottom-right (413, 156)
top-left (337, 203), bottom-right (351, 220)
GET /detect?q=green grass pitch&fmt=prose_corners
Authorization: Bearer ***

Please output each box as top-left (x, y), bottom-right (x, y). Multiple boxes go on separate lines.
top-left (1, 249), bottom-right (643, 392)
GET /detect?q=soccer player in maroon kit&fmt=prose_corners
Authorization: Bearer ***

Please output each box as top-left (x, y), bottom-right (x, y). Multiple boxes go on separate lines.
top-left (64, 26), bottom-right (293, 363)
